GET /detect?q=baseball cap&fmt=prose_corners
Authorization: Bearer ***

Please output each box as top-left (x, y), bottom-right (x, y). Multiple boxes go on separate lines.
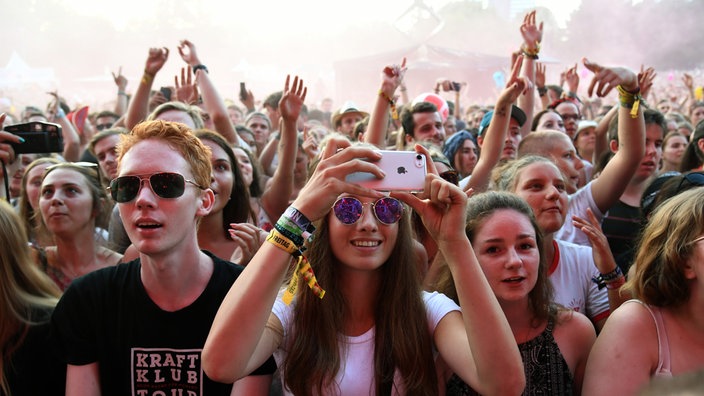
top-left (478, 105), bottom-right (526, 136)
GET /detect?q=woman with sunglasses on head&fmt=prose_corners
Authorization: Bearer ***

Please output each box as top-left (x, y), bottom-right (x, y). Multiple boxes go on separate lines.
top-left (38, 162), bottom-right (122, 291)
top-left (433, 191), bottom-right (595, 395)
top-left (583, 187), bottom-right (704, 395)
top-left (203, 136), bottom-right (525, 395)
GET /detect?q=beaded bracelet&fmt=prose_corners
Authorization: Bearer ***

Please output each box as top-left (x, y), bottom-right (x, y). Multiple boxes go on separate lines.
top-left (378, 89), bottom-right (398, 120)
top-left (617, 85), bottom-right (642, 119)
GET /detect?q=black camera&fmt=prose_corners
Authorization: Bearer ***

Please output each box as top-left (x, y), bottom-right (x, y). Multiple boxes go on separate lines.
top-left (4, 121), bottom-right (64, 154)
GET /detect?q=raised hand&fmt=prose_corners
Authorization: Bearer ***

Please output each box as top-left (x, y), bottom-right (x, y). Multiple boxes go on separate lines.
top-left (536, 62), bottom-right (546, 88)
top-left (177, 39), bottom-right (201, 67)
top-left (0, 113), bottom-right (20, 165)
top-left (174, 67), bottom-right (199, 105)
top-left (382, 58), bottom-right (407, 93)
top-left (279, 75), bottom-right (307, 122)
top-left (565, 63), bottom-right (579, 94)
top-left (144, 47), bottom-right (169, 76)
top-left (638, 65), bottom-right (657, 99)
top-left (291, 137), bottom-right (384, 222)
top-left (583, 58), bottom-right (638, 97)
top-left (229, 223), bottom-right (267, 266)
top-left (520, 10), bottom-right (543, 51)
top-left (499, 55), bottom-right (532, 105)
top-left (112, 66), bottom-right (128, 91)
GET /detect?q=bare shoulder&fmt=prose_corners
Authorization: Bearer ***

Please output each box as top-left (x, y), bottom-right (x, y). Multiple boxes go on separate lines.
top-left (553, 310), bottom-right (596, 358)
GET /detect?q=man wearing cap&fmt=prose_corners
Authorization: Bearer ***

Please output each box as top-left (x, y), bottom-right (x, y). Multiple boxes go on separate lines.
top-left (331, 101), bottom-right (368, 140)
top-left (477, 105), bottom-right (526, 162)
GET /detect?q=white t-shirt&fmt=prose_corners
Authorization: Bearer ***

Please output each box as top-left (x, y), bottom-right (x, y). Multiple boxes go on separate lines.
top-left (555, 180), bottom-right (605, 246)
top-left (272, 291), bottom-right (459, 395)
top-left (549, 239), bottom-right (610, 323)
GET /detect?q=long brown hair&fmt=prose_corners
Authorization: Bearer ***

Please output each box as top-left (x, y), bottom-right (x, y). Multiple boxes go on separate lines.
top-left (0, 200), bottom-right (60, 395)
top-left (283, 202), bottom-right (437, 395)
top-left (433, 191), bottom-right (555, 325)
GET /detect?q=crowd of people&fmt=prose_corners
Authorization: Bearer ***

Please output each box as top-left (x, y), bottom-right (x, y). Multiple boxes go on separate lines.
top-left (1, 9), bottom-right (704, 396)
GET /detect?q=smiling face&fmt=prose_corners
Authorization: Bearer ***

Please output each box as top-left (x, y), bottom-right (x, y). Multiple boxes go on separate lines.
top-left (408, 111), bottom-right (445, 146)
top-left (117, 139), bottom-right (212, 258)
top-left (472, 209), bottom-right (540, 303)
top-left (328, 195), bottom-right (399, 272)
top-left (39, 168), bottom-right (96, 237)
top-left (202, 139), bottom-right (234, 214)
top-left (513, 162), bottom-right (569, 235)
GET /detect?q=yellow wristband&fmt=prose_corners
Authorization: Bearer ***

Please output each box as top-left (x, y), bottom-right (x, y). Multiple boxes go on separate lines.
top-left (266, 229), bottom-right (298, 254)
top-left (141, 71), bottom-right (154, 86)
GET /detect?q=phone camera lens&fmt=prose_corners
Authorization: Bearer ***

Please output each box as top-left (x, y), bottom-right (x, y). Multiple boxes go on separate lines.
top-left (416, 154), bottom-right (422, 160)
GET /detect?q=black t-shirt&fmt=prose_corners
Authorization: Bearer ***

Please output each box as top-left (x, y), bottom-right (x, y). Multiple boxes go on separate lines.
top-left (6, 306), bottom-right (65, 396)
top-left (51, 251), bottom-right (275, 396)
top-left (601, 200), bottom-right (642, 273)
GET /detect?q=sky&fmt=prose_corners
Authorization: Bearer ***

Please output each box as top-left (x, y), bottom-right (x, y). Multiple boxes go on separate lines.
top-left (1, 0), bottom-right (584, 114)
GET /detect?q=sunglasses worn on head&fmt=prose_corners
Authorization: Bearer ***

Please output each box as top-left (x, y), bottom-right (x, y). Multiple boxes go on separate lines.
top-left (333, 196), bottom-right (404, 225)
top-left (676, 172), bottom-right (704, 193)
top-left (108, 172), bottom-right (203, 203)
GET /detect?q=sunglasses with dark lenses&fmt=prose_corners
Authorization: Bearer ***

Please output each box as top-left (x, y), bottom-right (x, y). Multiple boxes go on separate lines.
top-left (333, 196), bottom-right (404, 225)
top-left (676, 172), bottom-right (704, 193)
top-left (108, 172), bottom-right (203, 203)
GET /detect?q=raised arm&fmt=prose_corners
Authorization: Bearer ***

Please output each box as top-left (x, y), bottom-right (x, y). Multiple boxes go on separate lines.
top-left (517, 10), bottom-right (542, 137)
top-left (467, 56), bottom-right (530, 193)
top-left (260, 76), bottom-right (305, 222)
top-left (203, 139), bottom-right (386, 382)
top-left (362, 59), bottom-right (406, 148)
top-left (178, 39), bottom-right (240, 146)
top-left (125, 47), bottom-right (169, 129)
top-left (583, 58), bottom-right (645, 213)
top-left (112, 67), bottom-right (129, 116)
top-left (396, 155), bottom-right (524, 396)
top-left (47, 93), bottom-right (81, 162)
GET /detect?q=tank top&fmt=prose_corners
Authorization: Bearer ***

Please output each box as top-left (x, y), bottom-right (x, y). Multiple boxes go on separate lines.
top-left (626, 300), bottom-right (672, 378)
top-left (446, 316), bottom-right (574, 395)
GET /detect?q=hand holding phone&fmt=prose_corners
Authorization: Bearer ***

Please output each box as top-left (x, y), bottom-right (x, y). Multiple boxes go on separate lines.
top-left (239, 82), bottom-right (248, 101)
top-left (345, 150), bottom-right (426, 192)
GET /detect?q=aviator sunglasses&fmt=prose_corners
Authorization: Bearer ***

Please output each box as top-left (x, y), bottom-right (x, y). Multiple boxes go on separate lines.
top-left (108, 172), bottom-right (204, 203)
top-left (333, 196), bottom-right (404, 225)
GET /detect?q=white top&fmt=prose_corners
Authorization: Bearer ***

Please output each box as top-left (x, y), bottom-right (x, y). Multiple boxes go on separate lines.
top-left (272, 291), bottom-right (460, 395)
top-left (550, 239), bottom-right (610, 323)
top-left (555, 181), bottom-right (605, 246)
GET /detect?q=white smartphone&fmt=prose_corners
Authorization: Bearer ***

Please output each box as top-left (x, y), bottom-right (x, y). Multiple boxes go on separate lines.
top-left (345, 150), bottom-right (426, 192)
